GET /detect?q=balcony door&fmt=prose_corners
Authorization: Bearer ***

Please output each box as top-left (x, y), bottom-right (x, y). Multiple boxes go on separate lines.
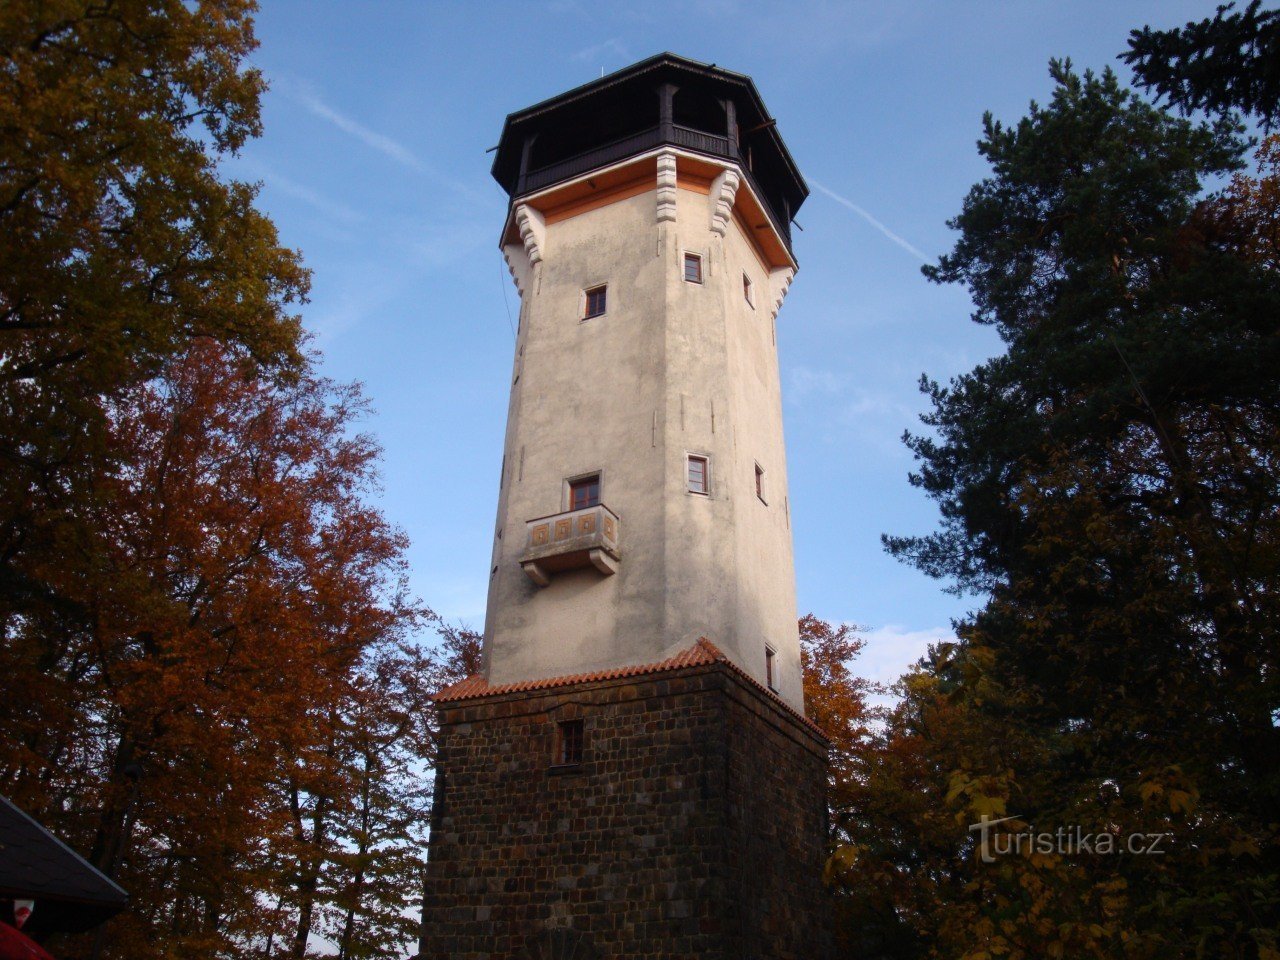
top-left (569, 475), bottom-right (600, 511)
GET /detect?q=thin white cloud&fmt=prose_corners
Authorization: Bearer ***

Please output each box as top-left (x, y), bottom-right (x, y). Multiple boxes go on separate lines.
top-left (857, 623), bottom-right (954, 687)
top-left (303, 258), bottom-right (410, 341)
top-left (408, 218), bottom-right (492, 268)
top-left (278, 80), bottom-right (500, 210)
top-left (804, 620), bottom-right (954, 708)
top-left (786, 365), bottom-right (845, 403)
top-left (809, 178), bottom-right (930, 264)
top-left (839, 389), bottom-right (916, 426)
top-left (571, 37), bottom-right (628, 64)
top-left (784, 364), bottom-right (918, 455)
top-left (289, 86), bottom-right (427, 173)
top-left (237, 159), bottom-right (366, 225)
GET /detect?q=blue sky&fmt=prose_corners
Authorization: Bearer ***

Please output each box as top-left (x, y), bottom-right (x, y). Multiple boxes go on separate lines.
top-left (228, 0), bottom-right (1217, 685)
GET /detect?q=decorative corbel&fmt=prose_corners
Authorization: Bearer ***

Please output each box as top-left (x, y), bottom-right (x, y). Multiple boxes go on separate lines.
top-left (656, 152), bottom-right (677, 223)
top-left (708, 167), bottom-right (740, 236)
top-left (768, 266), bottom-right (795, 321)
top-left (502, 242), bottom-right (530, 295)
top-left (502, 203), bottom-right (547, 295)
top-left (515, 203), bottom-right (546, 264)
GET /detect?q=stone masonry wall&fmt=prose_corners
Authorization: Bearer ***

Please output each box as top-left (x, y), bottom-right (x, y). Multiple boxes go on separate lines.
top-left (419, 663), bottom-right (831, 959)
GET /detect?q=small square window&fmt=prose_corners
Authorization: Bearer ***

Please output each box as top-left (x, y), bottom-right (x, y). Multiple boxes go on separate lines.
top-left (743, 272), bottom-right (754, 307)
top-left (556, 719), bottom-right (584, 765)
top-left (755, 463), bottom-right (766, 504)
top-left (683, 252), bottom-right (703, 284)
top-left (687, 455), bottom-right (709, 495)
top-left (569, 474), bottom-right (600, 510)
top-left (765, 645), bottom-right (777, 691)
top-left (584, 285), bottom-right (607, 319)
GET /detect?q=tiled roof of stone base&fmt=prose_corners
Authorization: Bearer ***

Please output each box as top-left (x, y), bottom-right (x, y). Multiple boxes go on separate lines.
top-left (435, 638), bottom-right (826, 739)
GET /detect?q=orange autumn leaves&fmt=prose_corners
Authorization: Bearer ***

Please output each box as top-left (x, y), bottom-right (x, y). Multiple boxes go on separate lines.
top-left (0, 341), bottom-right (473, 958)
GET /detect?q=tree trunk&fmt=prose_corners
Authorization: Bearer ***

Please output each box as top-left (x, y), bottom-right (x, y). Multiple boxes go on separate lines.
top-left (336, 757), bottom-right (374, 960)
top-left (290, 782), bottom-right (330, 959)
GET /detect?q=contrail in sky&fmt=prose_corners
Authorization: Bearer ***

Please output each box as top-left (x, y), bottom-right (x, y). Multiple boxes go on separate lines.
top-left (809, 179), bottom-right (930, 264)
top-left (291, 87), bottom-right (428, 173)
top-left (282, 80), bottom-right (497, 206)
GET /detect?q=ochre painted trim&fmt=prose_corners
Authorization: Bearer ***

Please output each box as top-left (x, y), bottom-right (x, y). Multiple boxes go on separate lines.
top-left (732, 206), bottom-right (772, 274)
top-left (676, 171), bottom-right (714, 195)
top-left (542, 174), bottom-right (656, 225)
top-left (498, 146), bottom-right (797, 272)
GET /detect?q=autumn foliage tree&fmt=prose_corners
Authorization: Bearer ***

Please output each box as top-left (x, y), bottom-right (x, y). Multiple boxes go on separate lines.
top-left (799, 615), bottom-right (876, 816)
top-left (0, 340), bottom-right (452, 958)
top-left (0, 4), bottom-right (472, 958)
top-left (277, 623), bottom-right (480, 960)
top-left (0, 0), bottom-right (309, 635)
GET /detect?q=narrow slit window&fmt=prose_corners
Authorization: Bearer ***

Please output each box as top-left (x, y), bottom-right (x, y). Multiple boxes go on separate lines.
top-left (755, 463), bottom-right (766, 503)
top-left (743, 272), bottom-right (754, 307)
top-left (569, 474), bottom-right (600, 510)
top-left (765, 646), bottom-right (777, 691)
top-left (584, 285), bottom-right (607, 319)
top-left (683, 252), bottom-right (703, 284)
top-left (556, 719), bottom-right (584, 765)
top-left (687, 455), bottom-right (709, 495)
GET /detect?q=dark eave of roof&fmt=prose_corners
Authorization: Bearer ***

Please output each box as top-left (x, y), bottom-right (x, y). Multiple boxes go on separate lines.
top-left (0, 796), bottom-right (128, 911)
top-left (491, 52), bottom-right (807, 206)
top-left (504, 53), bottom-right (751, 125)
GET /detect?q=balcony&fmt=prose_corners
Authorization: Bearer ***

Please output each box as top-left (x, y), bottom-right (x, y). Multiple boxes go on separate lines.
top-left (519, 504), bottom-right (621, 587)
top-left (519, 124), bottom-right (790, 249)
top-left (492, 56), bottom-right (806, 257)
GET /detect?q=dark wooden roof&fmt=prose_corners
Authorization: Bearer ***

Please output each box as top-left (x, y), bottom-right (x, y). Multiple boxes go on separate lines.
top-left (0, 796), bottom-right (127, 934)
top-left (491, 53), bottom-right (806, 250)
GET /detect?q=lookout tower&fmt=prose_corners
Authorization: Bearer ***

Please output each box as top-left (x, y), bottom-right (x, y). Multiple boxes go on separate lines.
top-left (421, 54), bottom-right (831, 959)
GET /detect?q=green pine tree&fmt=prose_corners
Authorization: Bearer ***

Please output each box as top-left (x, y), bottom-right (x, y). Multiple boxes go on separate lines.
top-left (830, 58), bottom-right (1280, 959)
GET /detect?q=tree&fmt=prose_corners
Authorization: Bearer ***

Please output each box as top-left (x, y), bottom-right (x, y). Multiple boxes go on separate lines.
top-left (0, 340), bottom-right (430, 959)
top-left (799, 615), bottom-right (915, 957)
top-left (799, 614), bottom-right (876, 820)
top-left (854, 60), bottom-right (1280, 958)
top-left (0, 5), bottom-right (484, 958)
top-left (279, 624), bottom-right (480, 960)
top-left (1122, 1), bottom-right (1280, 128)
top-left (0, 0), bottom-right (309, 685)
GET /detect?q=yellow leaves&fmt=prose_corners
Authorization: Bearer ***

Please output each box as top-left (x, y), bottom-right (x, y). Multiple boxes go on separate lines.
top-left (947, 768), bottom-right (1014, 823)
top-left (1027, 851), bottom-right (1056, 870)
top-left (1096, 875), bottom-right (1130, 917)
top-left (1228, 836), bottom-right (1261, 857)
top-left (973, 793), bottom-right (1007, 819)
top-left (822, 843), bottom-right (860, 887)
top-left (1018, 871), bottom-right (1040, 893)
top-left (1138, 764), bottom-right (1200, 815)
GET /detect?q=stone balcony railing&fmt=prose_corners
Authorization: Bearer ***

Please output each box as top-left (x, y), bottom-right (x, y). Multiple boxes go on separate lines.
top-left (519, 504), bottom-right (620, 587)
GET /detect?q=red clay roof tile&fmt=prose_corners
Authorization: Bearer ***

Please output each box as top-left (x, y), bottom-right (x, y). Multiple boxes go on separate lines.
top-left (434, 638), bottom-right (825, 739)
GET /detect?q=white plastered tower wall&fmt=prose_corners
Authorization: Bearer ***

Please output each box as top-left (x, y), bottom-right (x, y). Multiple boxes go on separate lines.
top-left (484, 148), bottom-right (803, 711)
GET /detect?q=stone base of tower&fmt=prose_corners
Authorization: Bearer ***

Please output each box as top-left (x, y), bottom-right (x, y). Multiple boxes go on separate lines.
top-left (419, 641), bottom-right (832, 960)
